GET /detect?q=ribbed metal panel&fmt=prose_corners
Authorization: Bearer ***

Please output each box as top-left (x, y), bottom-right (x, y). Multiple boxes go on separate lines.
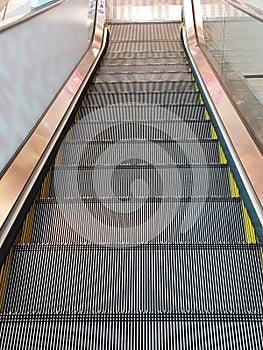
top-left (98, 63), bottom-right (189, 74)
top-left (29, 198), bottom-right (246, 244)
top-left (103, 50), bottom-right (185, 60)
top-left (85, 92), bottom-right (200, 106)
top-left (70, 120), bottom-right (212, 140)
top-left (81, 104), bottom-right (205, 121)
top-left (101, 57), bottom-right (187, 66)
top-left (59, 140), bottom-right (220, 166)
top-left (89, 80), bottom-right (196, 93)
top-left (109, 23), bottom-right (181, 41)
top-left (107, 41), bottom-right (182, 53)
top-left (1, 315), bottom-right (262, 350)
top-left (3, 244), bottom-right (263, 314)
top-left (93, 72), bottom-right (192, 83)
top-left (50, 165), bottom-right (231, 198)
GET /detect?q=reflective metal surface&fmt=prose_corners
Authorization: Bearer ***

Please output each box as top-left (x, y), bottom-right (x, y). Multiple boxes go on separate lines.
top-left (226, 0), bottom-right (263, 22)
top-left (184, 0), bottom-right (263, 222)
top-left (0, 3), bottom-right (107, 246)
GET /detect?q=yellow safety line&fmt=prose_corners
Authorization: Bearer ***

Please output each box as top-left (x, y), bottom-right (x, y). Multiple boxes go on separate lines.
top-left (195, 83), bottom-right (199, 92)
top-left (204, 108), bottom-right (210, 121)
top-left (210, 124), bottom-right (218, 140)
top-left (199, 95), bottom-right (204, 105)
top-left (105, 23), bottom-right (111, 31)
top-left (218, 143), bottom-right (227, 164)
top-left (40, 168), bottom-right (52, 199)
top-left (0, 250), bottom-right (12, 312)
top-left (20, 204), bottom-right (36, 244)
top-left (74, 109), bottom-right (81, 123)
top-left (241, 201), bottom-right (257, 243)
top-left (55, 148), bottom-right (62, 166)
top-left (228, 168), bottom-right (240, 198)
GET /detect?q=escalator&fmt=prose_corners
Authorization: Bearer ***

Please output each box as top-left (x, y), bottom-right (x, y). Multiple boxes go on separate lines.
top-left (0, 22), bottom-right (262, 348)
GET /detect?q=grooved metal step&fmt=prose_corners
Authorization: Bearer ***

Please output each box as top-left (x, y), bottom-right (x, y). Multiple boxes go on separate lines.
top-left (69, 120), bottom-right (212, 141)
top-left (59, 140), bottom-right (220, 166)
top-left (110, 23), bottom-right (181, 41)
top-left (101, 57), bottom-right (187, 66)
top-left (81, 104), bottom-right (206, 121)
top-left (84, 91), bottom-right (200, 106)
top-left (89, 80), bottom-right (196, 93)
top-left (97, 63), bottom-right (190, 74)
top-left (93, 72), bottom-right (192, 84)
top-left (29, 198), bottom-right (246, 244)
top-left (107, 41), bottom-right (182, 53)
top-left (50, 165), bottom-right (231, 198)
top-left (1, 314), bottom-right (262, 350)
top-left (104, 51), bottom-right (185, 60)
top-left (3, 244), bottom-right (262, 314)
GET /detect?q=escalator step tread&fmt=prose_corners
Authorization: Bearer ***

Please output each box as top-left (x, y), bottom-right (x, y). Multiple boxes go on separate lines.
top-left (110, 23), bottom-right (181, 41)
top-left (89, 81), bottom-right (196, 93)
top-left (84, 91), bottom-right (200, 105)
top-left (69, 120), bottom-right (213, 141)
top-left (81, 104), bottom-right (205, 121)
top-left (107, 41), bottom-right (182, 53)
top-left (59, 139), bottom-right (220, 165)
top-left (93, 72), bottom-right (192, 84)
top-left (97, 63), bottom-right (189, 74)
top-left (1, 315), bottom-right (262, 350)
top-left (100, 57), bottom-right (187, 66)
top-left (30, 198), bottom-right (246, 244)
top-left (49, 165), bottom-right (232, 197)
top-left (3, 243), bottom-right (263, 314)
top-left (104, 51), bottom-right (186, 60)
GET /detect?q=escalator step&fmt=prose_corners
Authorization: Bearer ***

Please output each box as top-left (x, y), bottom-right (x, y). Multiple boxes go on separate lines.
top-left (89, 80), bottom-right (196, 93)
top-left (104, 50), bottom-right (185, 60)
top-left (30, 198), bottom-right (246, 244)
top-left (107, 41), bottom-right (182, 53)
top-left (3, 244), bottom-right (262, 314)
top-left (59, 140), bottom-right (220, 165)
top-left (93, 72), bottom-right (192, 84)
top-left (70, 120), bottom-right (212, 141)
top-left (81, 104), bottom-right (206, 121)
top-left (0, 314), bottom-right (262, 350)
top-left (110, 23), bottom-right (180, 41)
top-left (84, 91), bottom-right (200, 106)
top-left (100, 57), bottom-right (187, 66)
top-left (49, 165), bottom-right (231, 198)
top-left (97, 63), bottom-right (190, 74)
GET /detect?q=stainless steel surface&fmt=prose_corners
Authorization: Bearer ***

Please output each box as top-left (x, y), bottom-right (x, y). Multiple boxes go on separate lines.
top-left (184, 0), bottom-right (263, 221)
top-left (226, 0), bottom-right (263, 22)
top-left (0, 3), bottom-right (107, 246)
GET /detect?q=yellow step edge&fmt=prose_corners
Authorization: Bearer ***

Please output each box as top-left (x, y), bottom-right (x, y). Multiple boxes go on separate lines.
top-left (228, 168), bottom-right (240, 198)
top-left (40, 168), bottom-right (52, 199)
top-left (218, 143), bottom-right (227, 164)
top-left (199, 95), bottom-right (204, 105)
top-left (195, 83), bottom-right (199, 92)
top-left (210, 124), bottom-right (218, 140)
top-left (0, 250), bottom-right (13, 312)
top-left (204, 109), bottom-right (210, 121)
top-left (20, 204), bottom-right (36, 244)
top-left (74, 109), bottom-right (81, 122)
top-left (241, 201), bottom-right (257, 243)
top-left (55, 148), bottom-right (62, 166)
